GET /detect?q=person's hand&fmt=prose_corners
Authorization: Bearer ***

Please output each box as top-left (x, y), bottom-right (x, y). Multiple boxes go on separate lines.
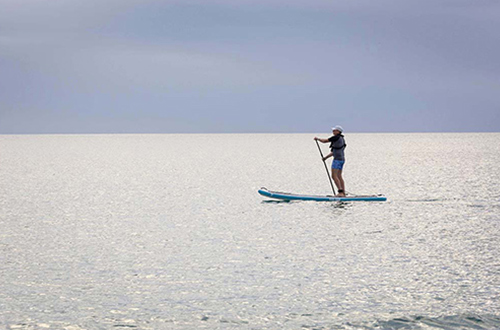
top-left (314, 137), bottom-right (318, 141)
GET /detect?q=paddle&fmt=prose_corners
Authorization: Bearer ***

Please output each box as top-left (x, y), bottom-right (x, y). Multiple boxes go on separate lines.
top-left (315, 140), bottom-right (336, 195)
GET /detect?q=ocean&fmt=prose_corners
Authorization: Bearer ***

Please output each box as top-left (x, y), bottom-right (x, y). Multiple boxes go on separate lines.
top-left (1, 133), bottom-right (499, 329)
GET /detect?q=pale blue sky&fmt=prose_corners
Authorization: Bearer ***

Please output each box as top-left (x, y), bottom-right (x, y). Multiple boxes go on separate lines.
top-left (1, 0), bottom-right (499, 133)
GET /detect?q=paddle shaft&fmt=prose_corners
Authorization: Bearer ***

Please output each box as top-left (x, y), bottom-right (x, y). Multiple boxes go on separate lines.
top-left (315, 140), bottom-right (336, 195)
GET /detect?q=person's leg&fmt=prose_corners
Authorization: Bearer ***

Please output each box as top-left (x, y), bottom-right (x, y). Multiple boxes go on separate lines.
top-left (331, 160), bottom-right (346, 196)
top-left (337, 169), bottom-right (345, 196)
top-left (331, 168), bottom-right (340, 191)
top-left (332, 169), bottom-right (345, 196)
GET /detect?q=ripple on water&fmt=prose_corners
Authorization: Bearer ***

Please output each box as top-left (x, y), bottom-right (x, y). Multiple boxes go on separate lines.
top-left (1, 133), bottom-right (499, 329)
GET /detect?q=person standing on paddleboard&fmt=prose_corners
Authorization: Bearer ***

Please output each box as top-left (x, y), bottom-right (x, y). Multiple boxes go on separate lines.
top-left (314, 126), bottom-right (346, 197)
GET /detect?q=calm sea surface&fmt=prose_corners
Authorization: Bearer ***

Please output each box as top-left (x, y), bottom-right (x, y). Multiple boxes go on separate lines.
top-left (1, 133), bottom-right (499, 329)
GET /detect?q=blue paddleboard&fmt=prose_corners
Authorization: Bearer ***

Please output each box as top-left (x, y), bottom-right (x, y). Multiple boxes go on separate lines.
top-left (258, 187), bottom-right (387, 202)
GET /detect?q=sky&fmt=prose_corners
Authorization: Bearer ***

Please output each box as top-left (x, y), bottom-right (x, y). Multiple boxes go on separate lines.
top-left (0, 0), bottom-right (499, 133)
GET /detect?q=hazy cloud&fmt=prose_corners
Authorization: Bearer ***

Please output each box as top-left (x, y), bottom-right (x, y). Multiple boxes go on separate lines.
top-left (1, 0), bottom-right (499, 133)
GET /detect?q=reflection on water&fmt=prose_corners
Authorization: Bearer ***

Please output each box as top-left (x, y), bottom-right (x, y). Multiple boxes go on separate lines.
top-left (262, 199), bottom-right (291, 204)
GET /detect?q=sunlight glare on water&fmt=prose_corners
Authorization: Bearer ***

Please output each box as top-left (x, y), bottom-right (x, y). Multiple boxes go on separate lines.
top-left (1, 133), bottom-right (499, 329)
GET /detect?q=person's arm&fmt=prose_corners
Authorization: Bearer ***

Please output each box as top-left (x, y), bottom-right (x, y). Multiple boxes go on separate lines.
top-left (322, 152), bottom-right (333, 161)
top-left (314, 137), bottom-right (330, 143)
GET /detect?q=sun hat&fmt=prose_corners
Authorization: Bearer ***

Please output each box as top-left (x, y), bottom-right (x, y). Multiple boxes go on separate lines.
top-left (332, 125), bottom-right (343, 133)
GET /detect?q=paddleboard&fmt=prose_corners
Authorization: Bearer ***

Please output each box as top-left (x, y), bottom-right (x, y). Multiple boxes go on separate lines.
top-left (258, 187), bottom-right (387, 202)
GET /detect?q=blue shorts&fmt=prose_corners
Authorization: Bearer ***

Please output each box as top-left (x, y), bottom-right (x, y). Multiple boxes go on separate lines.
top-left (331, 160), bottom-right (345, 170)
